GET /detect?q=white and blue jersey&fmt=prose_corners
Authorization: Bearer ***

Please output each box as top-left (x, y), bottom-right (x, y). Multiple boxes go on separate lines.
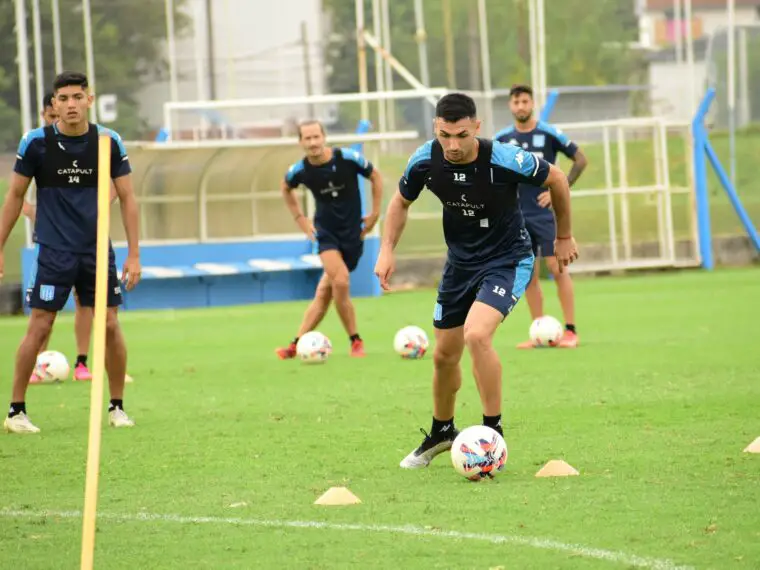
top-left (400, 138), bottom-right (550, 269)
top-left (494, 121), bottom-right (577, 222)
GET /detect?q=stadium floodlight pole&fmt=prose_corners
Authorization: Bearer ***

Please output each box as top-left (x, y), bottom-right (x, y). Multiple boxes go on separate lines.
top-left (32, 0), bottom-right (45, 127)
top-left (477, 0), bottom-right (494, 136)
top-left (380, 0), bottom-right (396, 131)
top-left (82, 0), bottom-right (98, 122)
top-left (536, 0), bottom-right (547, 109)
top-left (738, 25), bottom-right (749, 126)
top-left (372, 0), bottom-right (387, 135)
top-left (442, 0), bottom-right (456, 88)
top-left (51, 0), bottom-right (63, 73)
top-left (684, 0), bottom-right (696, 115)
top-left (165, 0), bottom-right (179, 102)
top-left (14, 0), bottom-right (34, 248)
top-left (727, 0), bottom-right (736, 186)
top-left (413, 0), bottom-right (433, 134)
top-left (528, 0), bottom-right (541, 117)
top-left (674, 0), bottom-right (684, 65)
top-left (355, 0), bottom-right (369, 121)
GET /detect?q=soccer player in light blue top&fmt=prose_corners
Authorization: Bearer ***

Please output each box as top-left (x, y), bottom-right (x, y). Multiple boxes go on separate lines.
top-left (376, 93), bottom-right (578, 469)
top-left (495, 84), bottom-right (588, 349)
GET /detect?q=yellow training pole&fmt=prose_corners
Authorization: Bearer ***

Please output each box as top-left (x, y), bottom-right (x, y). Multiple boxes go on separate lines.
top-left (80, 134), bottom-right (112, 570)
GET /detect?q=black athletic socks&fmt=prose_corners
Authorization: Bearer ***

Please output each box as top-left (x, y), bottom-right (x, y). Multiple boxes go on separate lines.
top-left (431, 416), bottom-right (455, 438)
top-left (8, 402), bottom-right (26, 418)
top-left (76, 354), bottom-right (88, 367)
top-left (108, 399), bottom-right (124, 412)
top-left (349, 334), bottom-right (361, 343)
top-left (483, 414), bottom-right (503, 436)
top-left (565, 324), bottom-right (576, 334)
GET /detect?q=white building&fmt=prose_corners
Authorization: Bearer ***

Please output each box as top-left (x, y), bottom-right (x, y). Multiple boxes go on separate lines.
top-left (139, 0), bottom-right (327, 134)
top-left (640, 0), bottom-right (760, 122)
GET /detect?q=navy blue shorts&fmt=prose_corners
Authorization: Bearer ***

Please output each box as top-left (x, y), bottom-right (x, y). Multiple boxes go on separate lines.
top-left (524, 216), bottom-right (556, 257)
top-left (433, 256), bottom-right (535, 329)
top-left (317, 232), bottom-right (364, 273)
top-left (26, 245), bottom-right (122, 312)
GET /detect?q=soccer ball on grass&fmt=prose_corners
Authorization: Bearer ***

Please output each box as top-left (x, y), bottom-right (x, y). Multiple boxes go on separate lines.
top-left (393, 325), bottom-right (429, 359)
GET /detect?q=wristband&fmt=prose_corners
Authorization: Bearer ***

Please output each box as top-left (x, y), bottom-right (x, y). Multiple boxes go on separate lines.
top-left (557, 235), bottom-right (572, 240)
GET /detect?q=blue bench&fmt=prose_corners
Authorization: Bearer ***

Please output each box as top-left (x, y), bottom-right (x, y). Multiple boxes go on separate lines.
top-left (20, 237), bottom-right (381, 312)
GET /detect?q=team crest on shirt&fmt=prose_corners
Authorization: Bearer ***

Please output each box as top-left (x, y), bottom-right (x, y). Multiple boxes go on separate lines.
top-left (39, 285), bottom-right (55, 302)
top-left (532, 134), bottom-right (546, 148)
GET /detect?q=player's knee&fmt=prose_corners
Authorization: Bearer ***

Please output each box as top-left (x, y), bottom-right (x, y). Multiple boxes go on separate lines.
top-left (105, 311), bottom-right (120, 338)
top-left (463, 324), bottom-right (492, 351)
top-left (331, 274), bottom-right (350, 297)
top-left (28, 311), bottom-right (55, 341)
top-left (433, 345), bottom-right (460, 369)
top-left (316, 283), bottom-right (332, 304)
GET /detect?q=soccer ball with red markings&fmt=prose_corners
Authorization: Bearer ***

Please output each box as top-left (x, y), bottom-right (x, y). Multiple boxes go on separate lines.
top-left (451, 425), bottom-right (508, 481)
top-left (296, 331), bottom-right (332, 364)
top-left (34, 350), bottom-right (70, 383)
top-left (393, 325), bottom-right (429, 360)
top-left (529, 315), bottom-right (563, 347)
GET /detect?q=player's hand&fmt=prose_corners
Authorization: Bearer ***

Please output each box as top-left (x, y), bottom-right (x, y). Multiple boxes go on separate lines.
top-left (538, 191), bottom-right (552, 208)
top-left (360, 212), bottom-right (380, 239)
top-left (554, 236), bottom-right (579, 273)
top-left (374, 247), bottom-right (395, 291)
top-left (122, 254), bottom-right (142, 291)
top-left (297, 216), bottom-right (317, 241)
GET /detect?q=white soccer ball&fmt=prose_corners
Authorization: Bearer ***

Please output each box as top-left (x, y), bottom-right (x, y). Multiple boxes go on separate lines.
top-left (529, 315), bottom-right (563, 347)
top-left (393, 325), bottom-right (429, 359)
top-left (451, 425), bottom-right (508, 481)
top-left (296, 331), bottom-right (332, 364)
top-left (34, 350), bottom-right (70, 383)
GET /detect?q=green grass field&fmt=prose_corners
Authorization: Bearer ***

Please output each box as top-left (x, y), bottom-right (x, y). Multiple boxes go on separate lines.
top-left (1, 268), bottom-right (759, 569)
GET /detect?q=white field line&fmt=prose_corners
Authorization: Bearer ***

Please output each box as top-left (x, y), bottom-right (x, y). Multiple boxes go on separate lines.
top-left (0, 509), bottom-right (694, 570)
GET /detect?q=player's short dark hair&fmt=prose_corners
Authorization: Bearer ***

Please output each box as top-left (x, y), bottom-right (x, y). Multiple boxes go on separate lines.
top-left (297, 120), bottom-right (325, 139)
top-left (435, 93), bottom-right (477, 123)
top-left (509, 84), bottom-right (533, 99)
top-left (42, 92), bottom-right (54, 109)
top-left (53, 71), bottom-right (89, 93)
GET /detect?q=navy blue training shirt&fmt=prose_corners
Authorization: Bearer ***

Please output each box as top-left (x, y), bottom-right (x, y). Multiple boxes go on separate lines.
top-left (400, 138), bottom-right (551, 269)
top-left (494, 121), bottom-right (577, 221)
top-left (14, 122), bottom-right (131, 253)
top-left (285, 147), bottom-right (374, 242)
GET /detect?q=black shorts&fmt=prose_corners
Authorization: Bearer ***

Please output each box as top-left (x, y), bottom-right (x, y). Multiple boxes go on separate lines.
top-left (524, 216), bottom-right (556, 257)
top-left (317, 231), bottom-right (364, 273)
top-left (433, 255), bottom-right (535, 329)
top-left (26, 245), bottom-right (122, 312)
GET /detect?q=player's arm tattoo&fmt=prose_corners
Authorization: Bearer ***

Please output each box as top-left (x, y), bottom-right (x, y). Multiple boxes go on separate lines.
top-left (380, 191), bottom-right (412, 250)
top-left (566, 148), bottom-right (588, 187)
top-left (113, 174), bottom-right (140, 257)
top-left (0, 173), bottom-right (32, 249)
top-left (543, 164), bottom-right (572, 238)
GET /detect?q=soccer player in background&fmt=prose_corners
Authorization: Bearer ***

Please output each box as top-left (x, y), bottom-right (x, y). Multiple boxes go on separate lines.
top-left (494, 85), bottom-right (587, 348)
top-left (276, 121), bottom-right (383, 359)
top-left (22, 93), bottom-right (133, 384)
top-left (375, 93), bottom-right (578, 468)
top-left (0, 71), bottom-right (141, 433)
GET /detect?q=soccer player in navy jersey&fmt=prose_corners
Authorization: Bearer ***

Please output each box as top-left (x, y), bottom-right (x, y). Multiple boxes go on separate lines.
top-left (375, 93), bottom-right (578, 468)
top-left (0, 71), bottom-right (141, 433)
top-left (21, 92), bottom-right (133, 385)
top-left (276, 120), bottom-right (383, 359)
top-left (494, 85), bottom-right (588, 348)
